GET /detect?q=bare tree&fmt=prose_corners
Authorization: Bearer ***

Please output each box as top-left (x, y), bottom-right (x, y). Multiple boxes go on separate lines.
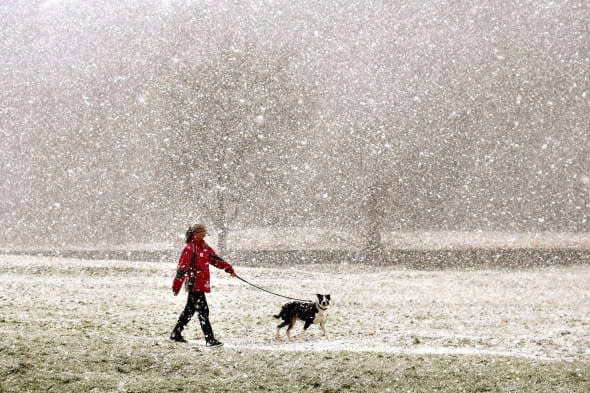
top-left (157, 37), bottom-right (314, 253)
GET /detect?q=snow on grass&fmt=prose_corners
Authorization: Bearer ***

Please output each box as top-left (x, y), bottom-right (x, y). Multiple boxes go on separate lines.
top-left (1, 254), bottom-right (589, 392)
top-left (2, 255), bottom-right (588, 360)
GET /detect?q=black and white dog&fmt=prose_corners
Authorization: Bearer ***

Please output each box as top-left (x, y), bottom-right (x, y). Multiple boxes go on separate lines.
top-left (274, 294), bottom-right (331, 341)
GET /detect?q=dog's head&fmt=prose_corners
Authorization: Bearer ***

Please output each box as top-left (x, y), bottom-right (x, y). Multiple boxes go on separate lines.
top-left (316, 294), bottom-right (331, 308)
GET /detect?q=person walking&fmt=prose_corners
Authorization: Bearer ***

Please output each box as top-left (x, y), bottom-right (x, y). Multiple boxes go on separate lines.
top-left (170, 224), bottom-right (236, 347)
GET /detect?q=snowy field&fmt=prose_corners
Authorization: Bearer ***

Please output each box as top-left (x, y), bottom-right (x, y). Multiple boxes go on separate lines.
top-left (1, 254), bottom-right (589, 392)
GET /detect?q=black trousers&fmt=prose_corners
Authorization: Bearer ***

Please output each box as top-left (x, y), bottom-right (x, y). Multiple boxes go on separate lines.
top-left (174, 291), bottom-right (214, 341)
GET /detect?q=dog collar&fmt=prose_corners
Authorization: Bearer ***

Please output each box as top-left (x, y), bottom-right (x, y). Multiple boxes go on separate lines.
top-left (317, 304), bottom-right (328, 311)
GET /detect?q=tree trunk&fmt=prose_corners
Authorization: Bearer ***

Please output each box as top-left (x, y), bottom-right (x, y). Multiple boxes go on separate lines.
top-left (217, 227), bottom-right (228, 255)
top-left (362, 182), bottom-right (386, 263)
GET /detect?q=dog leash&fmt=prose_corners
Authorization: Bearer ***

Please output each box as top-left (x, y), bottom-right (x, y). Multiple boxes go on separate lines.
top-left (235, 275), bottom-right (313, 303)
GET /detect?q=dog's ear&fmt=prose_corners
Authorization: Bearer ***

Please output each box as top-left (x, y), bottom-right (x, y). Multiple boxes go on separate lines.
top-left (326, 295), bottom-right (331, 300)
top-left (316, 294), bottom-right (322, 300)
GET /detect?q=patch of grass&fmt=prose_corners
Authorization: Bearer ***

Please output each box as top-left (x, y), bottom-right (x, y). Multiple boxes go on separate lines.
top-left (3, 340), bottom-right (587, 393)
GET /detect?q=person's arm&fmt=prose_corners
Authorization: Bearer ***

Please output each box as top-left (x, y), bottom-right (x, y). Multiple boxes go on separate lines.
top-left (172, 246), bottom-right (191, 295)
top-left (208, 247), bottom-right (236, 276)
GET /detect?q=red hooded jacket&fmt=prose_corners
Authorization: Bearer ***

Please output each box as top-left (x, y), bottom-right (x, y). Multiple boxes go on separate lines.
top-left (172, 239), bottom-right (235, 294)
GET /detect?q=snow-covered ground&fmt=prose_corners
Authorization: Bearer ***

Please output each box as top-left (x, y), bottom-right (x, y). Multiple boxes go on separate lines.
top-left (1, 254), bottom-right (589, 362)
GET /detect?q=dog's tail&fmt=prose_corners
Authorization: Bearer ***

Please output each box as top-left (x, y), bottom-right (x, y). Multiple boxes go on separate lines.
top-left (273, 313), bottom-right (281, 319)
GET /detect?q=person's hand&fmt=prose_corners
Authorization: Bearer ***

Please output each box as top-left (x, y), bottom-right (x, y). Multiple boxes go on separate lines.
top-left (172, 278), bottom-right (183, 295)
top-left (230, 270), bottom-right (237, 278)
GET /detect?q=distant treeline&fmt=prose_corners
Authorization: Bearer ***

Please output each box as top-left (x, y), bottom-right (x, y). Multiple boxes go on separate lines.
top-left (3, 248), bottom-right (589, 269)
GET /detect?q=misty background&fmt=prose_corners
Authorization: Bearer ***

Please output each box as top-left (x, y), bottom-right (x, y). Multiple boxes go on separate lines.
top-left (1, 0), bottom-right (589, 251)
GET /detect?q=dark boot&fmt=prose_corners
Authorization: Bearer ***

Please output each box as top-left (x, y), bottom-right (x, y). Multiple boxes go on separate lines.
top-left (170, 325), bottom-right (187, 343)
top-left (206, 338), bottom-right (223, 347)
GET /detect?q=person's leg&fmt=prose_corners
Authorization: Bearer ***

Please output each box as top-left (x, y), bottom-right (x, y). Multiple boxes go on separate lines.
top-left (170, 292), bottom-right (198, 342)
top-left (195, 292), bottom-right (222, 346)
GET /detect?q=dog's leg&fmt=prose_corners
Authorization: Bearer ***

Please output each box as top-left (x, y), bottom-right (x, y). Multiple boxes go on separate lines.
top-left (276, 320), bottom-right (290, 340)
top-left (301, 320), bottom-right (314, 341)
top-left (300, 328), bottom-right (308, 340)
top-left (320, 321), bottom-right (329, 339)
top-left (286, 326), bottom-right (292, 341)
top-left (286, 317), bottom-right (297, 341)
